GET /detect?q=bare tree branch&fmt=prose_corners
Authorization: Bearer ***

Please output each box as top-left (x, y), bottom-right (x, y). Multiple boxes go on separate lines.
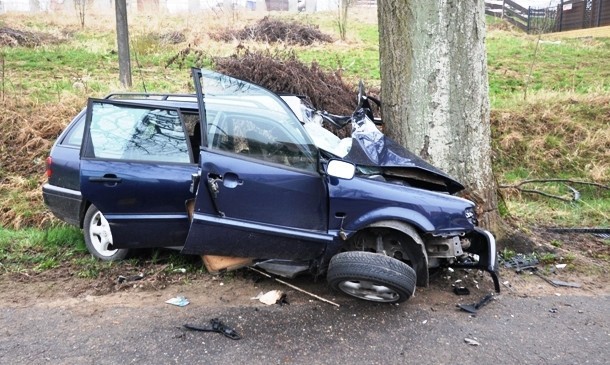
top-left (499, 178), bottom-right (609, 203)
top-left (500, 179), bottom-right (609, 190)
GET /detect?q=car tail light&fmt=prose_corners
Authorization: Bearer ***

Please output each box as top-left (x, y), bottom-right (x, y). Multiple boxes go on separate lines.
top-left (45, 156), bottom-right (52, 178)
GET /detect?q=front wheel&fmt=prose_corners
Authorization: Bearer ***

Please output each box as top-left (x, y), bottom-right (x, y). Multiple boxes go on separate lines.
top-left (327, 251), bottom-right (416, 303)
top-left (83, 205), bottom-right (129, 261)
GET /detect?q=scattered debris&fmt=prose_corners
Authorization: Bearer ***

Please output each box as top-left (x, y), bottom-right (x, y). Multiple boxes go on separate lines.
top-left (531, 270), bottom-right (582, 288)
top-left (117, 273), bottom-right (144, 284)
top-left (549, 308), bottom-right (558, 313)
top-left (501, 253), bottom-right (539, 271)
top-left (550, 279), bottom-right (582, 288)
top-left (555, 264), bottom-right (567, 269)
top-left (501, 280), bottom-right (514, 291)
top-left (252, 290), bottom-right (285, 305)
top-left (165, 296), bottom-right (189, 307)
top-left (464, 338), bottom-right (481, 346)
top-left (458, 293), bottom-right (494, 314)
top-left (184, 318), bottom-right (241, 340)
top-left (453, 286), bottom-right (470, 296)
top-left (249, 267), bottom-right (340, 307)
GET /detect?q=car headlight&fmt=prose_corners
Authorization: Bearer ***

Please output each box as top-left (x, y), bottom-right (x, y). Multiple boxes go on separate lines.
top-left (465, 207), bottom-right (478, 226)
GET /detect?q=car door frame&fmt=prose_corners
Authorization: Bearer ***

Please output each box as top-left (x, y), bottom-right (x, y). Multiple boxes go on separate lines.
top-left (79, 98), bottom-right (198, 249)
top-left (181, 68), bottom-right (335, 260)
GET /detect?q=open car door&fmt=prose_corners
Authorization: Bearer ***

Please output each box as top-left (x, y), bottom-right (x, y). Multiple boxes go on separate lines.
top-left (182, 69), bottom-right (333, 260)
top-left (79, 99), bottom-right (197, 249)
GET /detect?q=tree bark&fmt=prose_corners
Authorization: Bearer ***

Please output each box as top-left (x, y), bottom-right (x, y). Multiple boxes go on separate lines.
top-left (378, 0), bottom-right (499, 231)
top-left (115, 0), bottom-right (132, 88)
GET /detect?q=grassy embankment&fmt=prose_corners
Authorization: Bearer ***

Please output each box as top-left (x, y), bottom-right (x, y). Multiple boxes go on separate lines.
top-left (0, 10), bottom-right (608, 275)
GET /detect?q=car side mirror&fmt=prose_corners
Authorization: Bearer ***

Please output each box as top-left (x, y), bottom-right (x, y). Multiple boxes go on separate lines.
top-left (327, 159), bottom-right (355, 180)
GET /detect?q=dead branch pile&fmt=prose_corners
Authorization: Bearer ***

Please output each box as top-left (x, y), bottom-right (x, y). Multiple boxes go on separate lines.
top-left (210, 17), bottom-right (333, 45)
top-left (214, 48), bottom-right (355, 115)
top-left (0, 27), bottom-right (63, 47)
top-left (213, 48), bottom-right (356, 137)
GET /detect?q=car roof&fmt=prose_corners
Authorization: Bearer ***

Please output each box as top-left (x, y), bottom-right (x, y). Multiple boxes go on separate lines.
top-left (103, 93), bottom-right (305, 118)
top-left (104, 93), bottom-right (199, 110)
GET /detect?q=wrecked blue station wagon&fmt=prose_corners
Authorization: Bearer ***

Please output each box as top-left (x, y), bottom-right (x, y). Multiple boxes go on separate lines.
top-left (43, 69), bottom-right (499, 303)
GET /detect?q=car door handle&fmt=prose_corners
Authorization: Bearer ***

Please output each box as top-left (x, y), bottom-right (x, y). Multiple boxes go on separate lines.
top-left (222, 172), bottom-right (243, 189)
top-left (89, 174), bottom-right (122, 184)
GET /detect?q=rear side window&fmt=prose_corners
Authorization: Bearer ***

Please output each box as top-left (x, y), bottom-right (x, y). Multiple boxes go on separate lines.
top-left (85, 102), bottom-right (190, 164)
top-left (62, 114), bottom-right (85, 147)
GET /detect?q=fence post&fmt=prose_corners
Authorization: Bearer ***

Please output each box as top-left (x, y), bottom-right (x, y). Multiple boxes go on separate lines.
top-left (527, 7), bottom-right (532, 33)
top-left (598, 0), bottom-right (603, 27)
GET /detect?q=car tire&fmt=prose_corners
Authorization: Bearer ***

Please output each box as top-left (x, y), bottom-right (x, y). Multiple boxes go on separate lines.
top-left (83, 205), bottom-right (129, 261)
top-left (327, 251), bottom-right (416, 303)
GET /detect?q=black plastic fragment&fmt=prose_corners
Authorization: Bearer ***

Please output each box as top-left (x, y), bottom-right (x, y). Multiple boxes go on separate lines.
top-left (184, 318), bottom-right (241, 340)
top-left (453, 286), bottom-right (470, 296)
top-left (458, 293), bottom-right (494, 314)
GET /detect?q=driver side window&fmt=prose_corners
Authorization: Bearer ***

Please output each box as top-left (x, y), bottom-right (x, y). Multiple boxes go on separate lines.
top-left (207, 112), bottom-right (316, 171)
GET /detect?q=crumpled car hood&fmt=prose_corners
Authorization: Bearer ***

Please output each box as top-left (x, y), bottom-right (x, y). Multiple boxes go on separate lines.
top-left (343, 124), bottom-right (465, 194)
top-left (293, 99), bottom-right (464, 194)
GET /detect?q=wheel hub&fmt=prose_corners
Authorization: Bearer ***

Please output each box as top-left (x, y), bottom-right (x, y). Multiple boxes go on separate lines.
top-left (338, 280), bottom-right (400, 302)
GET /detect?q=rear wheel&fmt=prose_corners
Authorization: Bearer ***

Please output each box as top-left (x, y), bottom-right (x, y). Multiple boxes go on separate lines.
top-left (327, 251), bottom-right (416, 303)
top-left (83, 205), bottom-right (129, 261)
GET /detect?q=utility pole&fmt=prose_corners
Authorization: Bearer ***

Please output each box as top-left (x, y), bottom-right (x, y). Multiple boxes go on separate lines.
top-left (115, 0), bottom-right (132, 88)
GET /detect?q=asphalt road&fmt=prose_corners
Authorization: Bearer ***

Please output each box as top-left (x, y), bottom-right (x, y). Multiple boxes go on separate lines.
top-left (1, 273), bottom-right (609, 365)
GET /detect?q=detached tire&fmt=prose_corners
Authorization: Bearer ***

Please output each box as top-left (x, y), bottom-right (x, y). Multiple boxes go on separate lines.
top-left (327, 251), bottom-right (416, 303)
top-left (83, 205), bottom-right (129, 261)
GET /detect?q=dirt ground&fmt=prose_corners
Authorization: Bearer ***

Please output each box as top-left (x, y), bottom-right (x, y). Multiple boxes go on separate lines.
top-left (1, 259), bottom-right (607, 311)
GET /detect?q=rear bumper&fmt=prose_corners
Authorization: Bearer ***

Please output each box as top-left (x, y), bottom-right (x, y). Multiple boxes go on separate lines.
top-left (42, 184), bottom-right (82, 226)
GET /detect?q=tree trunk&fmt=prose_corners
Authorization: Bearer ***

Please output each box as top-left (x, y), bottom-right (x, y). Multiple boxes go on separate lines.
top-left (378, 0), bottom-right (500, 231)
top-left (115, 0), bottom-right (132, 88)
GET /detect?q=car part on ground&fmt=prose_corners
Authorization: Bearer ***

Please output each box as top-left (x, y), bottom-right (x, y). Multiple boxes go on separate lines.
top-left (457, 293), bottom-right (494, 314)
top-left (183, 318), bottom-right (241, 340)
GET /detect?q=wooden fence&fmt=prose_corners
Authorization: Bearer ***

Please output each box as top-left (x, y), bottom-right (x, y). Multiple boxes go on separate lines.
top-left (485, 0), bottom-right (610, 33)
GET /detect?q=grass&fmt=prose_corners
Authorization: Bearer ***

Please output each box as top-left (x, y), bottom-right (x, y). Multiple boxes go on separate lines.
top-left (0, 225), bottom-right (86, 273)
top-left (486, 33), bottom-right (610, 106)
top-left (0, 225), bottom-right (204, 278)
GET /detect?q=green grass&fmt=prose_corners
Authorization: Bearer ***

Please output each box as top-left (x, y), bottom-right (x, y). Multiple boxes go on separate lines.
top-left (0, 225), bottom-right (205, 278)
top-left (0, 225), bottom-right (86, 273)
top-left (487, 33), bottom-right (610, 108)
top-left (504, 193), bottom-right (610, 227)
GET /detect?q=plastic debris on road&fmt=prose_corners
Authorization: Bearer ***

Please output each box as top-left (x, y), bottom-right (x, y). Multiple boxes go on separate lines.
top-left (166, 296), bottom-right (189, 307)
top-left (251, 290), bottom-right (284, 305)
top-left (464, 338), bottom-right (481, 346)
